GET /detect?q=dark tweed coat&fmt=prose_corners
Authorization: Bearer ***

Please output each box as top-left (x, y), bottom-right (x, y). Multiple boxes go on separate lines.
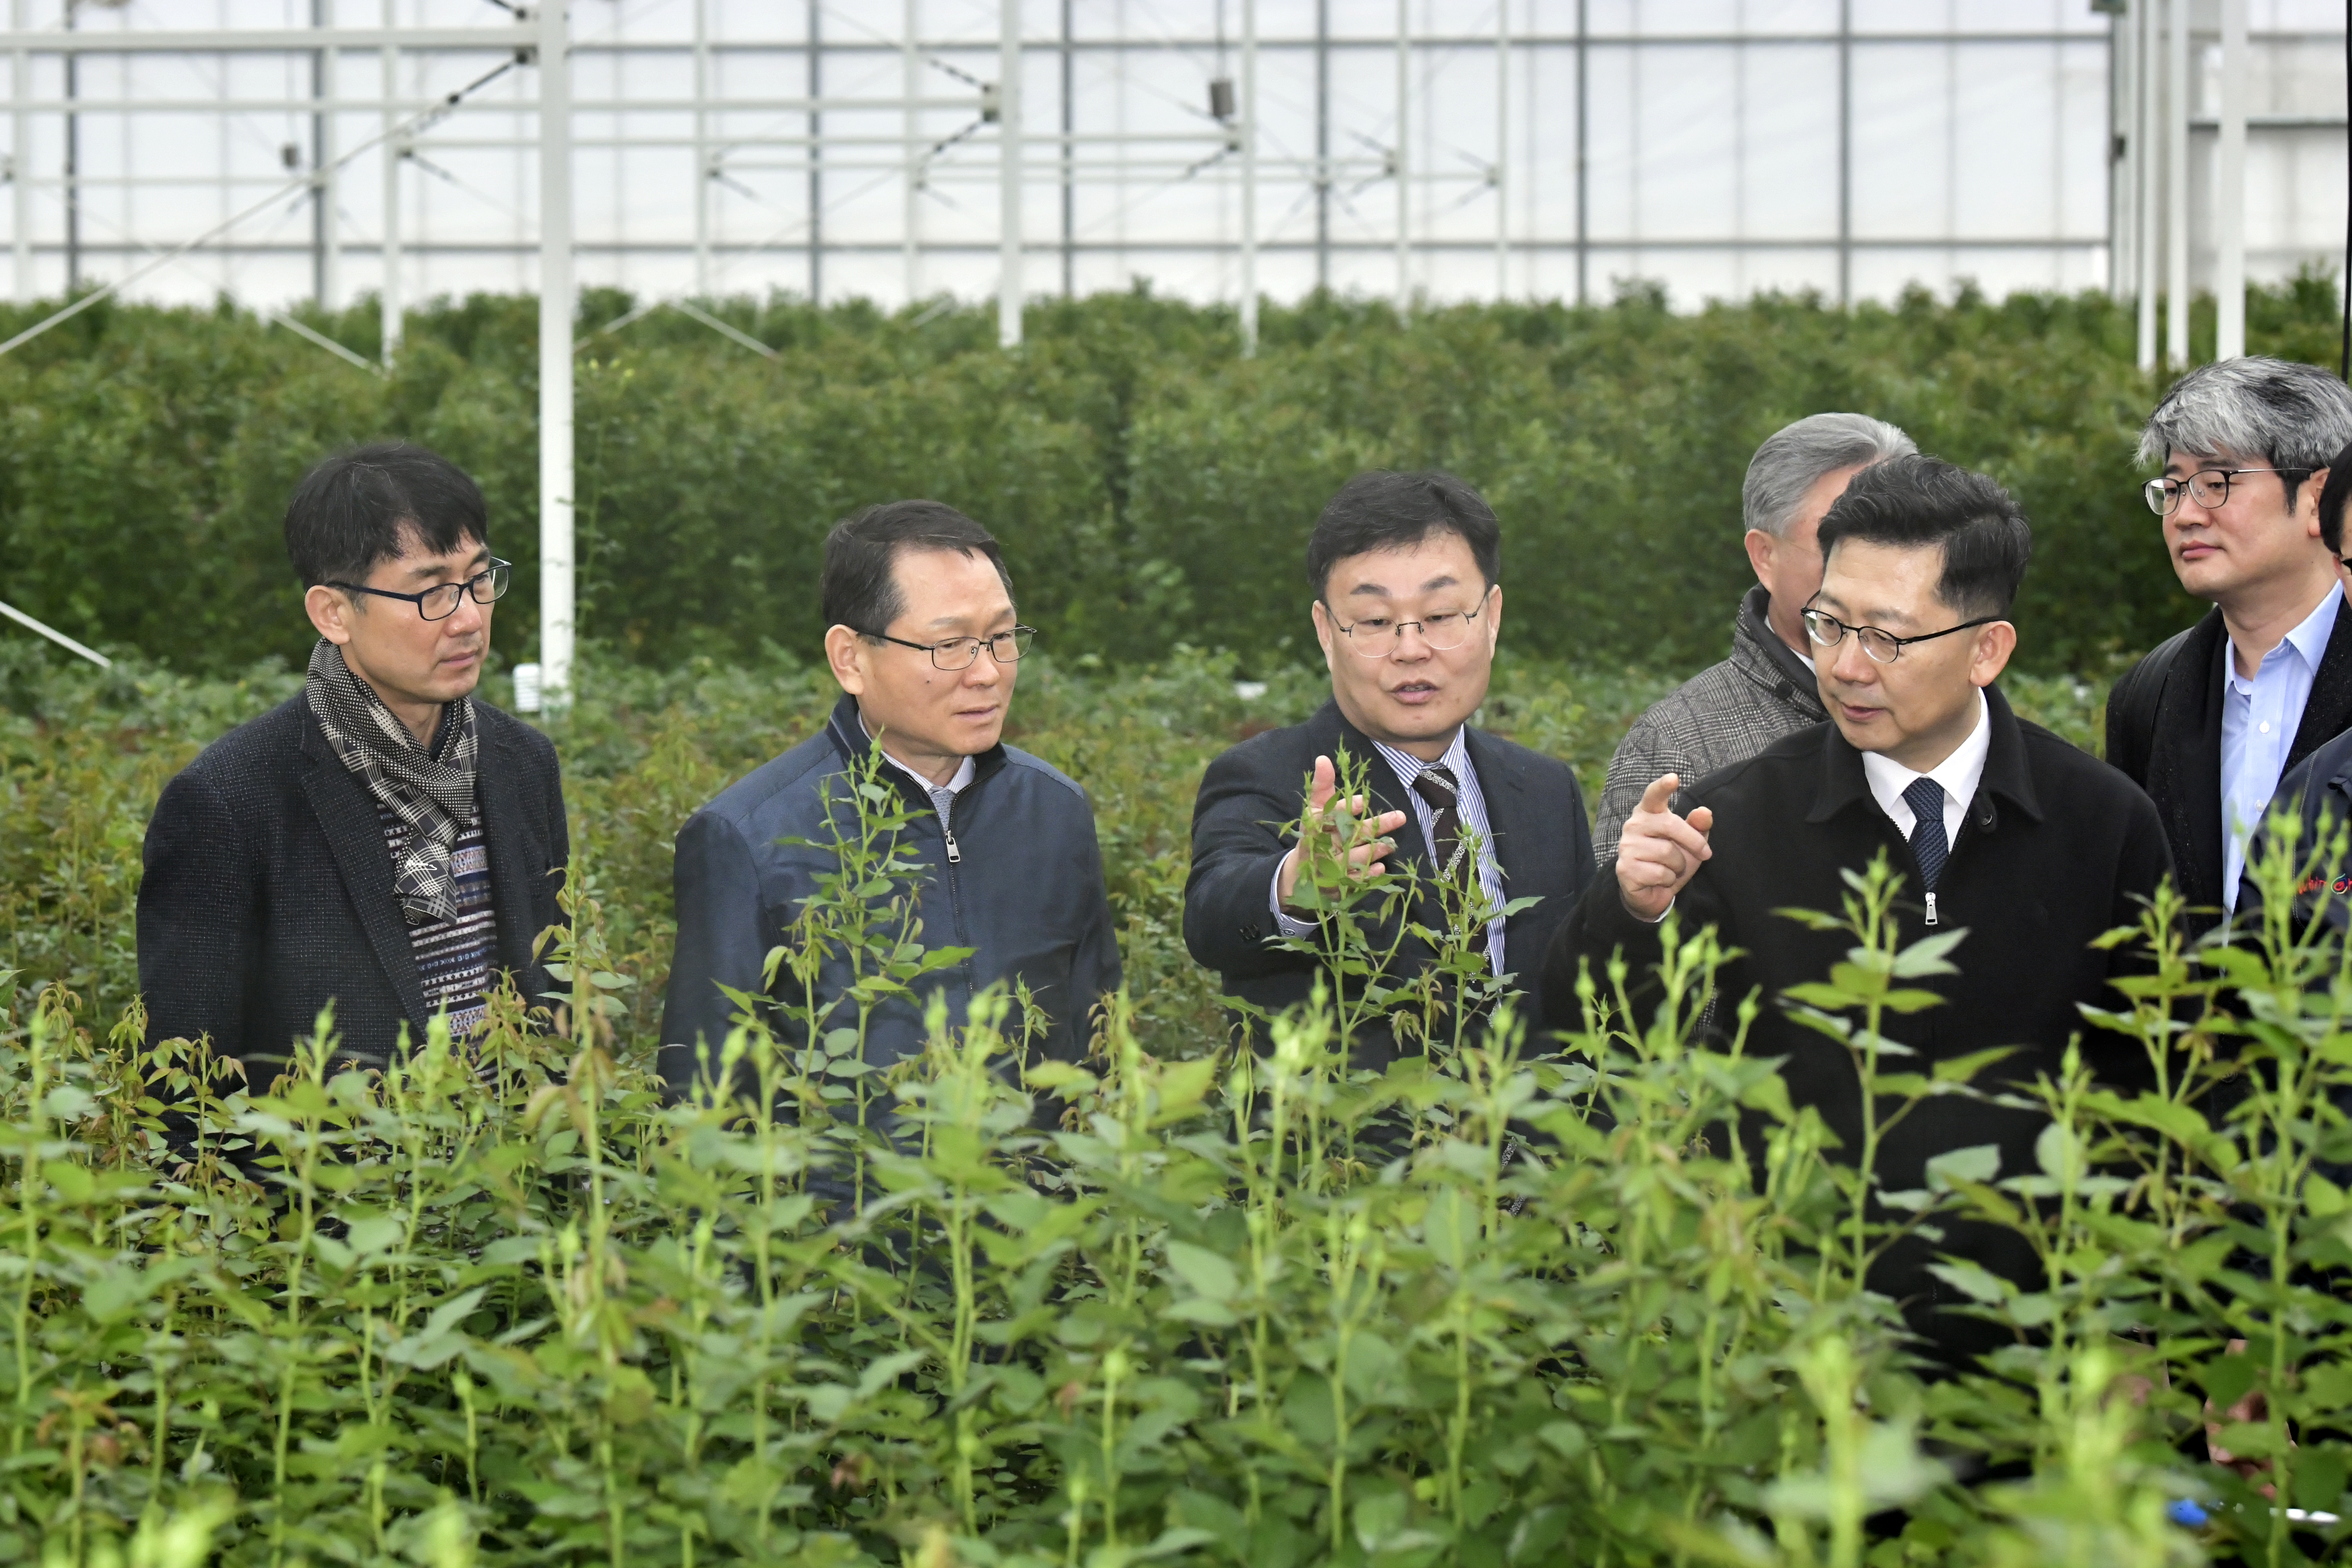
top-left (136, 693), bottom-right (569, 1077)
top-left (1591, 585), bottom-right (1829, 867)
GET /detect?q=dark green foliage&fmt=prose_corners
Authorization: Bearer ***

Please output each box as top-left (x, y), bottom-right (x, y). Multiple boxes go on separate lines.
top-left (16, 640), bottom-right (2323, 1567)
top-left (2, 277), bottom-right (2339, 680)
top-left (3, 659), bottom-right (2351, 1565)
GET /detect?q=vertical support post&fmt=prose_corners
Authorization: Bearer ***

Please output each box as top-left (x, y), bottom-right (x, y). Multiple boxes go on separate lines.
top-left (2136, 0), bottom-right (2159, 368)
top-left (1494, 0), bottom-right (1507, 299)
top-left (2214, 0), bottom-right (2246, 359)
top-left (538, 0), bottom-right (575, 710)
top-left (2164, 0), bottom-right (2189, 367)
top-left (807, 0), bottom-right (821, 306)
top-left (1394, 0), bottom-right (1408, 314)
top-left (902, 0), bottom-right (918, 301)
top-left (1314, 0), bottom-right (1328, 292)
top-left (1239, 0), bottom-right (1256, 353)
top-left (997, 0), bottom-right (1021, 348)
top-left (10, 0), bottom-right (29, 303)
top-left (381, 0), bottom-right (401, 365)
top-left (62, 0), bottom-right (76, 292)
top-left (1060, 0), bottom-right (1074, 297)
top-left (692, 0), bottom-right (708, 295)
top-left (1835, 0), bottom-right (1851, 308)
top-left (1574, 0), bottom-right (1587, 307)
top-left (314, 0), bottom-right (338, 310)
top-left (2106, 0), bottom-right (2125, 302)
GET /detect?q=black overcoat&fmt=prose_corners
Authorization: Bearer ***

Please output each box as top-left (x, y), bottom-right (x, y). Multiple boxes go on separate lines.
top-left (2105, 602), bottom-right (2352, 923)
top-left (1545, 686), bottom-right (2171, 1363)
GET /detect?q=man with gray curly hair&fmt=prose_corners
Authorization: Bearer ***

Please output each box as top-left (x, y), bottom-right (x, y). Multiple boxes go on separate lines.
top-left (2106, 355), bottom-right (2352, 925)
top-left (1592, 411), bottom-right (1916, 863)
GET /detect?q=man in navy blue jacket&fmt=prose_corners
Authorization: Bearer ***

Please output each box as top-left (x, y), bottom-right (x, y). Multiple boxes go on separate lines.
top-left (658, 501), bottom-right (1121, 1100)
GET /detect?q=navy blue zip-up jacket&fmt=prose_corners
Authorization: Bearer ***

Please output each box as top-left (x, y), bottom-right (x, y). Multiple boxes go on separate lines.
top-left (658, 694), bottom-right (1122, 1100)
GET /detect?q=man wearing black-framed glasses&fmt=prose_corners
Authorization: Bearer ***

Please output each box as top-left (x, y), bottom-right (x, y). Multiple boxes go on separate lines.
top-left (2107, 356), bottom-right (2352, 929)
top-left (137, 441), bottom-right (570, 1078)
top-left (1547, 456), bottom-right (2171, 1370)
top-left (660, 499), bottom-right (1120, 1106)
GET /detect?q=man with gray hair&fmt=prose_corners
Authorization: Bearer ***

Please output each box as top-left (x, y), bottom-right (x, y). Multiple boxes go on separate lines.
top-left (2107, 355), bottom-right (2352, 926)
top-left (1592, 412), bottom-right (1916, 863)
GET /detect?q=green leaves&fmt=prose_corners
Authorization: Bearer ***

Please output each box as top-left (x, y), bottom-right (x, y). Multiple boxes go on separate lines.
top-left (1161, 1241), bottom-right (1238, 1304)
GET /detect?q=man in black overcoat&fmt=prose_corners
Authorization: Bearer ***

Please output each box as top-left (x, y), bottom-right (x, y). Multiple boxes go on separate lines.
top-left (1546, 456), bottom-right (2171, 1366)
top-left (137, 443), bottom-right (569, 1081)
top-left (1183, 470), bottom-right (1593, 1061)
top-left (2106, 357), bottom-right (2352, 933)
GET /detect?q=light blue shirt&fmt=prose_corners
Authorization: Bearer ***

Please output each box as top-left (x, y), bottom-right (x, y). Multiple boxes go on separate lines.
top-left (1269, 727), bottom-right (1508, 974)
top-left (2220, 588), bottom-right (2343, 912)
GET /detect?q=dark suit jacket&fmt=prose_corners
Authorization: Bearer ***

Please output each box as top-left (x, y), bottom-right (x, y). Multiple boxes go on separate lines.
top-left (137, 694), bottom-right (570, 1077)
top-left (1183, 698), bottom-right (1593, 1052)
top-left (2106, 600), bottom-right (2352, 923)
top-left (1547, 686), bottom-right (2171, 1363)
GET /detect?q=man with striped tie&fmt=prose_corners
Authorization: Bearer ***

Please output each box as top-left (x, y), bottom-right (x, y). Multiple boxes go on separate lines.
top-left (1183, 470), bottom-right (1595, 1064)
top-left (1544, 454), bottom-right (2170, 1369)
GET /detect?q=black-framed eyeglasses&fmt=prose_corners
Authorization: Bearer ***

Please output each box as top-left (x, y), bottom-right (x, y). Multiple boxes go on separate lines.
top-left (326, 559), bottom-right (511, 621)
top-left (1333, 600), bottom-right (1488, 658)
top-left (1801, 606), bottom-right (1998, 665)
top-left (2141, 467), bottom-right (2309, 516)
top-left (858, 625), bottom-right (1036, 670)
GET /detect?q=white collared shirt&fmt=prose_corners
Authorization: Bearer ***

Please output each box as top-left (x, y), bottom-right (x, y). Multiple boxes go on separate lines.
top-left (2219, 587), bottom-right (2343, 912)
top-left (1861, 688), bottom-right (1991, 847)
top-left (1268, 726), bottom-right (1508, 975)
top-left (1635, 690), bottom-right (1987, 928)
top-left (860, 713), bottom-right (976, 822)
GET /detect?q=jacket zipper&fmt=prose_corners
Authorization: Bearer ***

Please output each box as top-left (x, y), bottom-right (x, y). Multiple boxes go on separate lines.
top-left (931, 791), bottom-right (979, 998)
top-left (1925, 891), bottom-right (1938, 927)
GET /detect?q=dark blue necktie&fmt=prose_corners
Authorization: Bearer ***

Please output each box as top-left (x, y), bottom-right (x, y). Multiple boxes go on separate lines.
top-left (1903, 777), bottom-right (1948, 892)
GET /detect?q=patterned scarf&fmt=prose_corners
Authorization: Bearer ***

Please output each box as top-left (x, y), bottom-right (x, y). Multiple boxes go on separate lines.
top-left (305, 640), bottom-right (480, 927)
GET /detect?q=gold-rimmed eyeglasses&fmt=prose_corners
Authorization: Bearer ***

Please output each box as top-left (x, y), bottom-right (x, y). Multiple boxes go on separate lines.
top-left (1331, 602), bottom-right (1488, 658)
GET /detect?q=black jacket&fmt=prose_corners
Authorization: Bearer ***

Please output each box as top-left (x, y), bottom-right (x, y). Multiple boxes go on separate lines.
top-left (1545, 687), bottom-right (2171, 1362)
top-left (658, 694), bottom-right (1122, 1099)
top-left (1183, 698), bottom-right (1593, 1050)
top-left (137, 695), bottom-right (570, 1076)
top-left (2242, 724), bottom-right (2352, 932)
top-left (2106, 602), bottom-right (2352, 923)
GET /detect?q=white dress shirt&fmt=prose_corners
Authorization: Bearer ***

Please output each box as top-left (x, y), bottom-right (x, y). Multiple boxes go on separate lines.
top-left (862, 714), bottom-right (977, 823)
top-left (2219, 587), bottom-right (2342, 912)
top-left (1636, 689), bottom-right (1988, 927)
top-left (1862, 688), bottom-right (1992, 847)
top-left (1269, 726), bottom-right (1508, 975)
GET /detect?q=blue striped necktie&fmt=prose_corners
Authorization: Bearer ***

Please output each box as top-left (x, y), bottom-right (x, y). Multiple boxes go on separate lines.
top-left (1903, 776), bottom-right (1948, 891)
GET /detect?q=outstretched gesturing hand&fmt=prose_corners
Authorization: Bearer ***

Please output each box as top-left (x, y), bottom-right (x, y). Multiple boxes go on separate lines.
top-left (1613, 773), bottom-right (1713, 922)
top-left (1276, 754), bottom-right (1411, 913)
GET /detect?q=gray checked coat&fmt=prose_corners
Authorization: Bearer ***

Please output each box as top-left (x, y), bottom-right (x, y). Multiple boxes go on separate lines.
top-left (1591, 584), bottom-right (1825, 865)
